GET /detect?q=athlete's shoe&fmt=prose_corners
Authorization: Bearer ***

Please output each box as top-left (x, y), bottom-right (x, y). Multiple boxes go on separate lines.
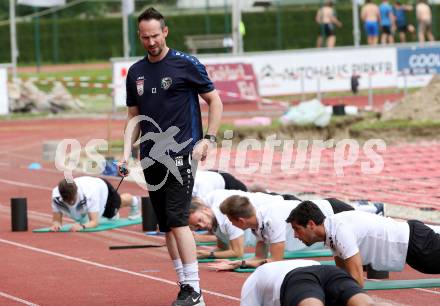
top-left (128, 196), bottom-right (141, 220)
top-left (172, 283), bottom-right (205, 306)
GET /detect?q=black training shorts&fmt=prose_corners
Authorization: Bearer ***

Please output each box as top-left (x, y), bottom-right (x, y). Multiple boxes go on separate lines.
top-left (101, 178), bottom-right (122, 219)
top-left (280, 265), bottom-right (365, 306)
top-left (406, 220), bottom-right (440, 274)
top-left (215, 171), bottom-right (248, 191)
top-left (326, 198), bottom-right (355, 214)
top-left (143, 154), bottom-right (195, 232)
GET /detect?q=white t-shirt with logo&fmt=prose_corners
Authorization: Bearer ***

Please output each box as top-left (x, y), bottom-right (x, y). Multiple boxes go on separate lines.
top-left (324, 211), bottom-right (410, 271)
top-left (51, 177), bottom-right (109, 222)
top-left (253, 200), bottom-right (311, 251)
top-left (202, 189), bottom-right (284, 209)
top-left (203, 190), bottom-right (285, 245)
top-left (192, 170), bottom-right (225, 199)
top-left (253, 199), bottom-right (336, 251)
top-left (211, 205), bottom-right (244, 245)
top-left (240, 260), bottom-right (321, 306)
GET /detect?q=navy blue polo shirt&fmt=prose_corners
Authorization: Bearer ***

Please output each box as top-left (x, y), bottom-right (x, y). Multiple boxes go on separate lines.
top-left (126, 49), bottom-right (214, 157)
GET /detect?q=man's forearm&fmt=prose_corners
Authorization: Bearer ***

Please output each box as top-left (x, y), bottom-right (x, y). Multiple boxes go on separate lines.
top-left (205, 97), bottom-right (223, 135)
top-left (123, 114), bottom-right (140, 161)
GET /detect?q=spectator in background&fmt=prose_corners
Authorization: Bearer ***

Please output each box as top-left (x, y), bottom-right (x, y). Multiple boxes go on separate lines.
top-left (315, 0), bottom-right (343, 49)
top-left (416, 0), bottom-right (435, 42)
top-left (379, 0), bottom-right (395, 44)
top-left (350, 74), bottom-right (360, 95)
top-left (393, 1), bottom-right (415, 43)
top-left (361, 0), bottom-right (380, 45)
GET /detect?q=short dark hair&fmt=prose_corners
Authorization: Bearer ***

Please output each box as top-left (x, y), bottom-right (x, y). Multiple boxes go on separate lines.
top-left (219, 195), bottom-right (255, 219)
top-left (58, 179), bottom-right (77, 203)
top-left (286, 201), bottom-right (325, 226)
top-left (137, 7), bottom-right (166, 28)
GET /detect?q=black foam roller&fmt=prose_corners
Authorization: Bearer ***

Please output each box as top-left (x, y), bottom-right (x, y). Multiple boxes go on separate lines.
top-left (141, 197), bottom-right (158, 231)
top-left (11, 198), bottom-right (28, 232)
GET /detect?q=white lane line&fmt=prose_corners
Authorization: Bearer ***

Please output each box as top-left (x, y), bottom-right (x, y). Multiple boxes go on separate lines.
top-left (0, 292), bottom-right (39, 306)
top-left (0, 238), bottom-right (240, 302)
top-left (0, 178), bottom-right (51, 191)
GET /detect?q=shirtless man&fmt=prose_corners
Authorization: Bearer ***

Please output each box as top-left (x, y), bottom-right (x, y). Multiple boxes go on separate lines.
top-left (316, 1), bottom-right (343, 48)
top-left (361, 0), bottom-right (380, 45)
top-left (416, 0), bottom-right (434, 42)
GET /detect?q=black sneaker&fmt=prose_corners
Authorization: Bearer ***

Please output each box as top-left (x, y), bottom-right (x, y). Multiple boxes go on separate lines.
top-left (172, 283), bottom-right (204, 306)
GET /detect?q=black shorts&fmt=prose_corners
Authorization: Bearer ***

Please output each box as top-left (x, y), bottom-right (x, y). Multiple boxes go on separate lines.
top-left (381, 25), bottom-right (392, 34)
top-left (319, 23), bottom-right (335, 37)
top-left (101, 178), bottom-right (121, 219)
top-left (406, 220), bottom-right (440, 274)
top-left (209, 170), bottom-right (247, 191)
top-left (280, 265), bottom-right (365, 306)
top-left (266, 192), bottom-right (301, 201)
top-left (326, 198), bottom-right (355, 214)
top-left (398, 25), bottom-right (408, 33)
top-left (143, 154), bottom-right (195, 232)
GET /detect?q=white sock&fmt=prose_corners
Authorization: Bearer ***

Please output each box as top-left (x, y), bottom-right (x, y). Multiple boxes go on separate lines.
top-left (131, 196), bottom-right (139, 208)
top-left (172, 259), bottom-right (185, 283)
top-left (183, 262), bottom-right (200, 293)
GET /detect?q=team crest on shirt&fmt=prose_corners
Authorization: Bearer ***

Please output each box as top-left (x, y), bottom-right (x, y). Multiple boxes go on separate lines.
top-left (136, 77), bottom-right (144, 96)
top-left (161, 77), bottom-right (172, 90)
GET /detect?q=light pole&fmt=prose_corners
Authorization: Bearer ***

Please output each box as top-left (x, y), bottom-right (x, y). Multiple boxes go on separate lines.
top-left (122, 0), bottom-right (134, 59)
top-left (232, 0), bottom-right (243, 54)
top-left (9, 0), bottom-right (18, 79)
top-left (352, 0), bottom-right (361, 47)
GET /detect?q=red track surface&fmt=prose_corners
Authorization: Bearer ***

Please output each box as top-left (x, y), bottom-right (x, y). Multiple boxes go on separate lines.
top-left (0, 117), bottom-right (439, 306)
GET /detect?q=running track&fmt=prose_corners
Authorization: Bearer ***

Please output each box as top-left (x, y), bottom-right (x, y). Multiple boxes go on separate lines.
top-left (0, 117), bottom-right (439, 306)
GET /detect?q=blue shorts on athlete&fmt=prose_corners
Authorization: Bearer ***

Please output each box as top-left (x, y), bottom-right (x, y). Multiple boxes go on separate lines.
top-left (364, 21), bottom-right (379, 37)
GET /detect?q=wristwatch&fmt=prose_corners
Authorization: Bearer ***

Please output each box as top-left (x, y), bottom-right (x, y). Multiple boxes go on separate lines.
top-left (203, 134), bottom-right (217, 143)
top-left (208, 251), bottom-right (215, 259)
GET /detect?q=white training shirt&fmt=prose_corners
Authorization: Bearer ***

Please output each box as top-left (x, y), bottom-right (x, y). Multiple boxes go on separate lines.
top-left (211, 205), bottom-right (244, 244)
top-left (240, 260), bottom-right (321, 306)
top-left (202, 190), bottom-right (285, 244)
top-left (51, 176), bottom-right (109, 222)
top-left (253, 199), bottom-right (335, 246)
top-left (253, 201), bottom-right (298, 244)
top-left (202, 189), bottom-right (284, 209)
top-left (192, 170), bottom-right (226, 199)
top-left (324, 211), bottom-right (410, 271)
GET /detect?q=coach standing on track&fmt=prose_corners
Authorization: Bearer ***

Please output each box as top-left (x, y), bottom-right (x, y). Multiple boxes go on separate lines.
top-left (119, 7), bottom-right (223, 306)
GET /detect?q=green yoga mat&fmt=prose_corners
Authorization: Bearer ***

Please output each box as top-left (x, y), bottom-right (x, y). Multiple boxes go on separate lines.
top-left (283, 249), bottom-right (333, 259)
top-left (198, 249), bottom-right (333, 263)
top-left (196, 241), bottom-right (216, 246)
top-left (33, 217), bottom-right (142, 233)
top-left (233, 260), bottom-right (336, 273)
top-left (365, 278), bottom-right (440, 290)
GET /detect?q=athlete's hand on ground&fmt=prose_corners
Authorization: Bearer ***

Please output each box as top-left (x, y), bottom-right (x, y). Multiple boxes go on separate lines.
top-left (197, 250), bottom-right (210, 258)
top-left (50, 223), bottom-right (61, 232)
top-left (117, 161), bottom-right (130, 177)
top-left (70, 223), bottom-right (84, 232)
top-left (207, 259), bottom-right (240, 271)
top-left (192, 139), bottom-right (213, 161)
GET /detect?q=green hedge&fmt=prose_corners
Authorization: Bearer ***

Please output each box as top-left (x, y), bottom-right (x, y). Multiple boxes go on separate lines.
top-left (0, 4), bottom-right (437, 64)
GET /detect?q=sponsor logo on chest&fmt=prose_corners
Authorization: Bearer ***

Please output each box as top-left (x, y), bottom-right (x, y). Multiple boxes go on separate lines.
top-left (136, 76), bottom-right (144, 96)
top-left (161, 77), bottom-right (172, 90)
